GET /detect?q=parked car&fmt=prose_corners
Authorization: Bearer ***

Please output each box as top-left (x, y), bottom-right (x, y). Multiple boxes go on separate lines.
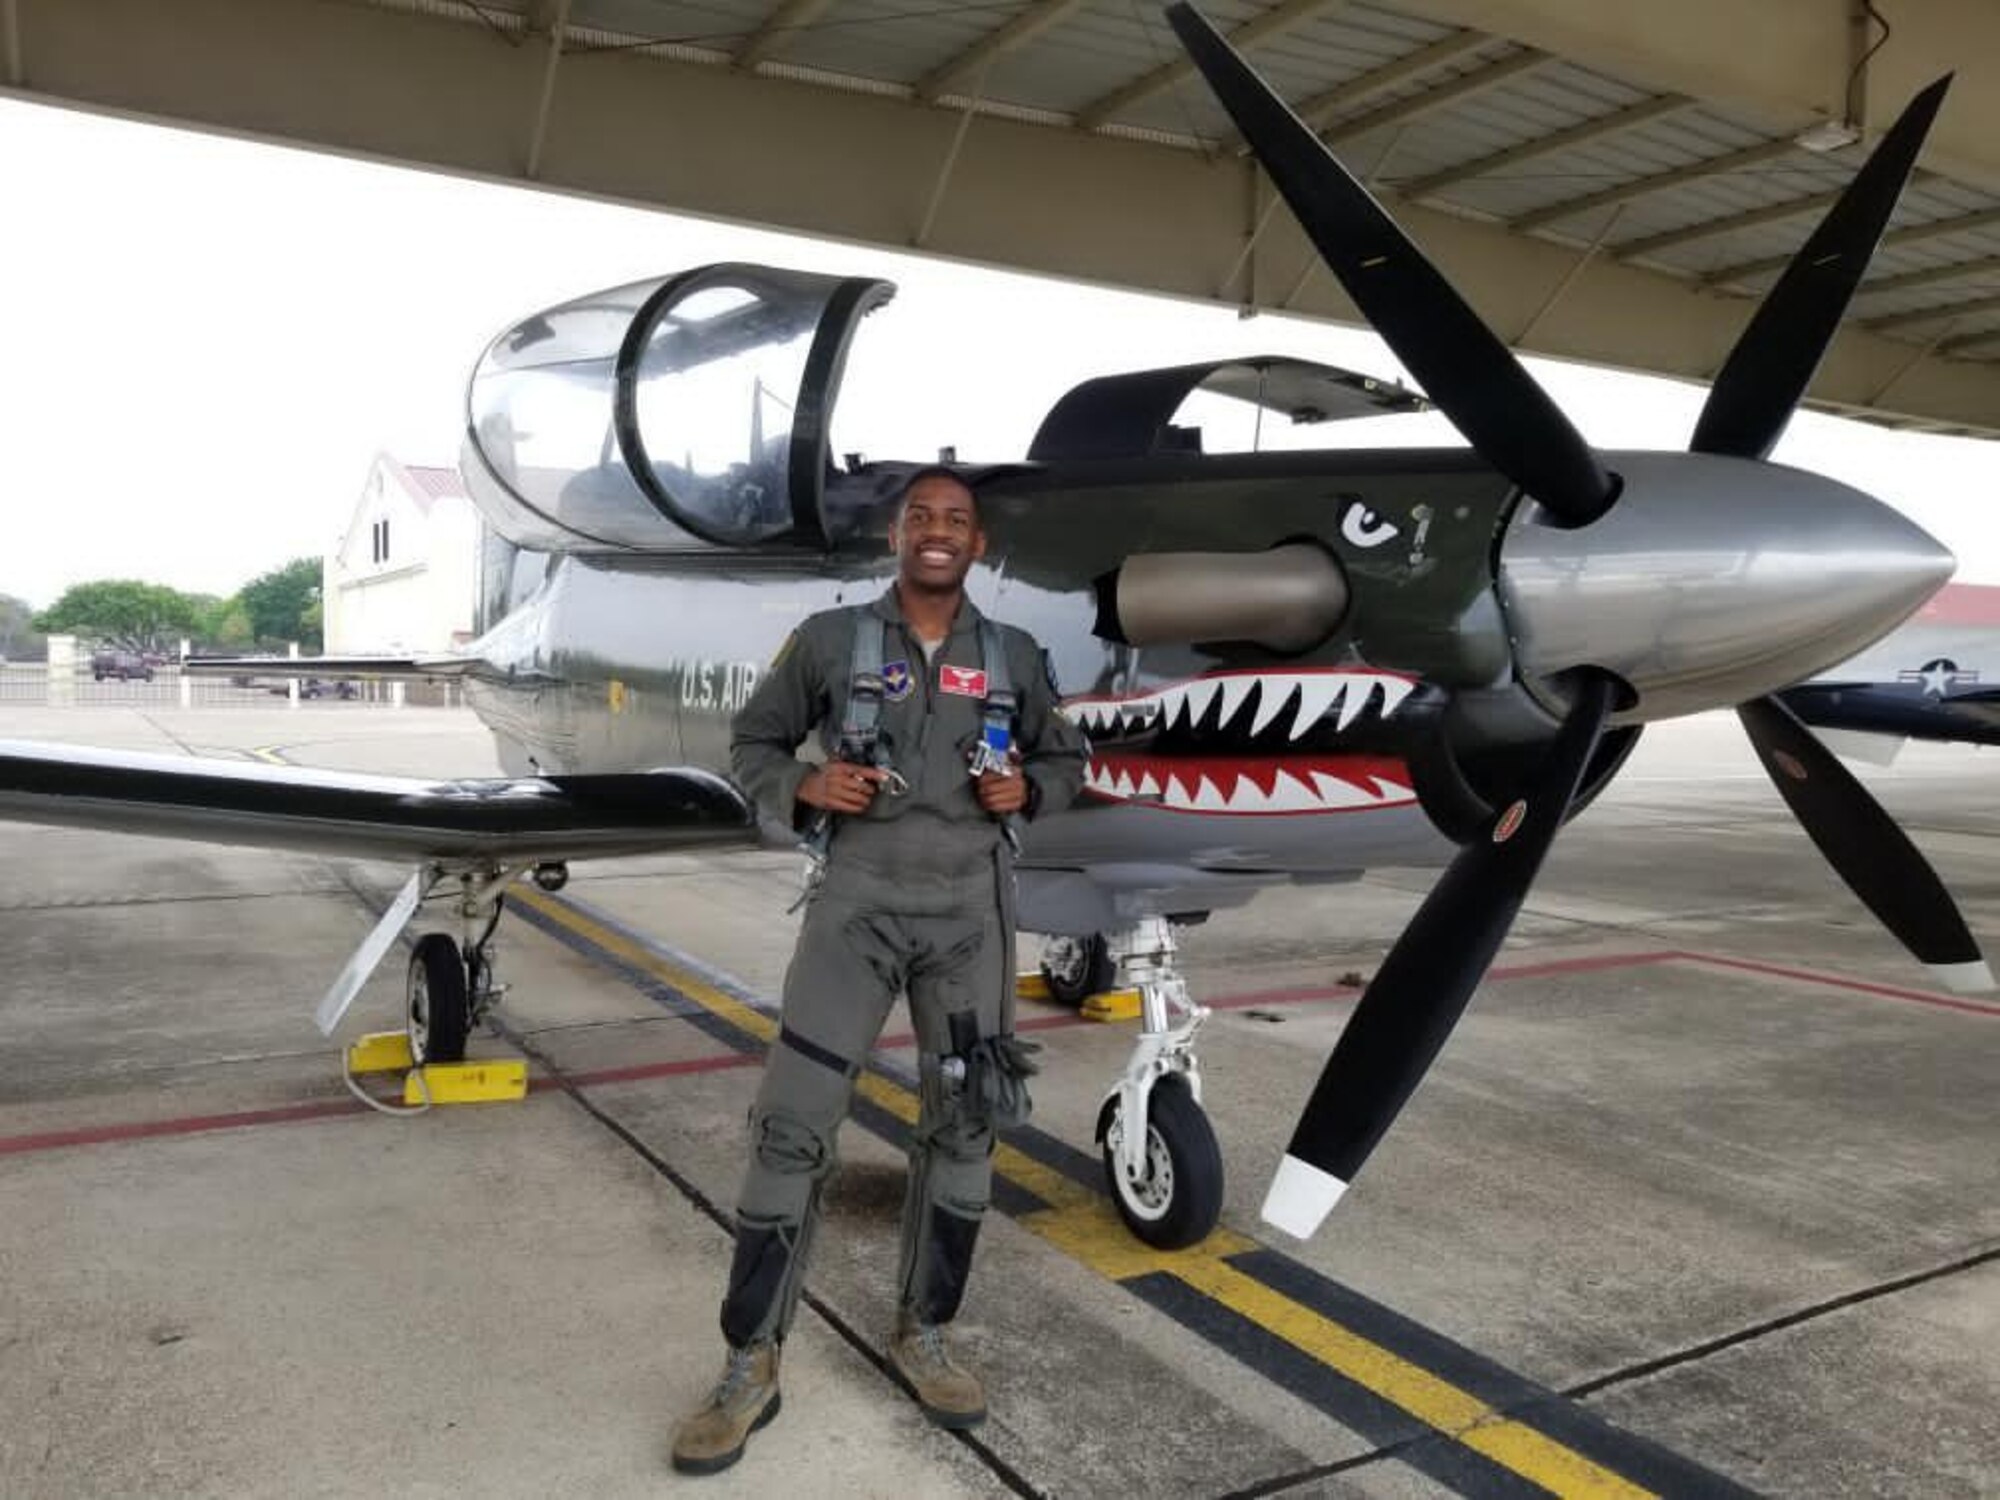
top-left (90, 649), bottom-right (154, 682)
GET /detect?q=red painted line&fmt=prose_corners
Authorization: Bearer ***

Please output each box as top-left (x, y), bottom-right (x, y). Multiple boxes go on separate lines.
top-left (1671, 951), bottom-right (2000, 1018)
top-left (0, 1050), bottom-right (763, 1159)
top-left (0, 1099), bottom-right (368, 1157)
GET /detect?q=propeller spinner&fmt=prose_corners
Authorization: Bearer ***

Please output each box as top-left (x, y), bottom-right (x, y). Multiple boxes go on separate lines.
top-left (1164, 3), bottom-right (1983, 1239)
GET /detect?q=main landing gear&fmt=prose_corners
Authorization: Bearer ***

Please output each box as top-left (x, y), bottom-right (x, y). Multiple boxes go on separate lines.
top-left (405, 864), bottom-right (523, 1064)
top-left (1047, 917), bottom-right (1223, 1250)
top-left (316, 859), bottom-right (568, 1061)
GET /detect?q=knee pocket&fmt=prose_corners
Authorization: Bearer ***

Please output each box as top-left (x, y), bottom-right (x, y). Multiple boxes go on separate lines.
top-left (751, 1108), bottom-right (836, 1177)
top-left (920, 1107), bottom-right (994, 1164)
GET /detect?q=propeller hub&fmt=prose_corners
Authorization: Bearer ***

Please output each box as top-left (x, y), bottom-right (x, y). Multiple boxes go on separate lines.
top-left (1496, 452), bottom-right (1954, 724)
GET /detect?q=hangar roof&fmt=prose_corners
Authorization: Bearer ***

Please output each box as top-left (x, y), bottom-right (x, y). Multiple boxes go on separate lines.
top-left (13, 0), bottom-right (2000, 434)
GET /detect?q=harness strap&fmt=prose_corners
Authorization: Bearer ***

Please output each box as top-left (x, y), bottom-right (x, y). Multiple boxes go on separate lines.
top-left (839, 609), bottom-right (887, 763)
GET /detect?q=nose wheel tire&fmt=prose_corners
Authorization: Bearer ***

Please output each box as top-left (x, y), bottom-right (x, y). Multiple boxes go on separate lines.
top-left (1042, 933), bottom-right (1116, 1005)
top-left (408, 933), bottom-right (470, 1065)
top-left (1099, 1074), bottom-right (1223, 1249)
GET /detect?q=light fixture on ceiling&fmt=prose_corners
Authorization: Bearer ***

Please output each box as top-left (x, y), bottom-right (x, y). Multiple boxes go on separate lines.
top-left (1796, 119), bottom-right (1864, 153)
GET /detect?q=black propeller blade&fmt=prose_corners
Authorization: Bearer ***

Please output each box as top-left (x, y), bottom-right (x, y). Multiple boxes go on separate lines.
top-left (1738, 694), bottom-right (1991, 990)
top-left (1691, 75), bottom-right (1987, 990)
top-left (1263, 673), bottom-right (1617, 1240)
top-left (1165, 3), bottom-right (1615, 526)
top-left (1693, 77), bottom-right (1952, 461)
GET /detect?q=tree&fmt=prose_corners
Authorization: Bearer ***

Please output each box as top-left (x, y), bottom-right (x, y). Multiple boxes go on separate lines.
top-left (33, 580), bottom-right (201, 651)
top-left (0, 594), bottom-right (48, 661)
top-left (238, 557), bottom-right (322, 650)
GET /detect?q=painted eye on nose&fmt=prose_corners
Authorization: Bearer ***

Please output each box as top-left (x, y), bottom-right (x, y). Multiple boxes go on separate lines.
top-left (1340, 500), bottom-right (1400, 550)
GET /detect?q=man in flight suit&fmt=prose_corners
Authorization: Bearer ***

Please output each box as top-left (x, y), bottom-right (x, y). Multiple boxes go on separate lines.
top-left (671, 467), bottom-right (1087, 1475)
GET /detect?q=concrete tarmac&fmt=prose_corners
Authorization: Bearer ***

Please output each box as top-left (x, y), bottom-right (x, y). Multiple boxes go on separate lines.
top-left (0, 704), bottom-right (1993, 1496)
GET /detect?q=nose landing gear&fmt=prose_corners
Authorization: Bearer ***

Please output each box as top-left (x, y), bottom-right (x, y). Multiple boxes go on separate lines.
top-left (1071, 916), bottom-right (1224, 1249)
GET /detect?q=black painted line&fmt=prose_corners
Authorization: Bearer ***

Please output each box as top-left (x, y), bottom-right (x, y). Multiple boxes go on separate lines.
top-left (518, 888), bottom-right (1747, 1496)
top-left (1122, 1273), bottom-right (1545, 1500)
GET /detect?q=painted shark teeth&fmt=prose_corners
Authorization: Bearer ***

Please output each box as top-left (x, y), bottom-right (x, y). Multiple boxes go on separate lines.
top-left (1061, 669), bottom-right (1416, 742)
top-left (1079, 753), bottom-right (1415, 815)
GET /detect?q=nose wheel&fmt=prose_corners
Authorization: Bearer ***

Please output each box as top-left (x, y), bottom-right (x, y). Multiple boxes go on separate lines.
top-left (1084, 916), bottom-right (1222, 1249)
top-left (1099, 1073), bottom-right (1223, 1248)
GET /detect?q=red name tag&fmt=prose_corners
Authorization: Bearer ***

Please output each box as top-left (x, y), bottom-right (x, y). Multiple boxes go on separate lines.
top-left (939, 665), bottom-right (988, 698)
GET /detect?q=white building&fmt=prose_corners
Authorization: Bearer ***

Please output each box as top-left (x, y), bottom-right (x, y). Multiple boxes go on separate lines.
top-left (324, 455), bottom-right (478, 656)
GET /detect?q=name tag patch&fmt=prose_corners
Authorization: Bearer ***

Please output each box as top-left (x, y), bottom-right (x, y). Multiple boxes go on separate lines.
top-left (939, 665), bottom-right (988, 698)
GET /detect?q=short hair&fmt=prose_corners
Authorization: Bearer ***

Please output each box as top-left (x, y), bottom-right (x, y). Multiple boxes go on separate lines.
top-left (894, 464), bottom-right (979, 516)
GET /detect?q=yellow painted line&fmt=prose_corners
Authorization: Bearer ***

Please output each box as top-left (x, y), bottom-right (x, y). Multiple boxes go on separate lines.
top-left (512, 887), bottom-right (777, 1046)
top-left (521, 890), bottom-right (1655, 1499)
top-left (1175, 1256), bottom-right (1653, 1499)
top-left (249, 745), bottom-right (288, 765)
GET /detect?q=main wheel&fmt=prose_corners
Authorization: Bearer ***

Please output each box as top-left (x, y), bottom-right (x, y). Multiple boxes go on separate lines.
top-left (1099, 1074), bottom-right (1223, 1249)
top-left (1041, 933), bottom-right (1116, 1005)
top-left (408, 933), bottom-right (470, 1065)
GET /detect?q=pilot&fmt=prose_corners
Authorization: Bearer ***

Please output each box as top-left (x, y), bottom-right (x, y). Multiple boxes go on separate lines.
top-left (671, 466), bottom-right (1087, 1475)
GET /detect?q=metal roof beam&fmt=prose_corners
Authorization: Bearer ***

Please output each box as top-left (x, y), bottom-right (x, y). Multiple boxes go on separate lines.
top-left (524, 0), bottom-right (571, 180)
top-left (1075, 0), bottom-right (1347, 130)
top-left (3, 0), bottom-right (21, 87)
top-left (1509, 136), bottom-right (1799, 235)
top-left (1939, 328), bottom-right (2000, 359)
top-left (1318, 46), bottom-right (1548, 149)
top-left (1707, 205), bottom-right (2000, 289)
top-left (917, 0), bottom-right (1085, 104)
top-left (1613, 181), bottom-right (1847, 263)
top-left (1401, 92), bottom-right (1691, 201)
top-left (1861, 253), bottom-right (2000, 300)
top-left (1869, 289), bottom-right (2000, 334)
top-left (734, 0), bottom-right (834, 72)
top-left (1280, 30), bottom-right (1493, 137)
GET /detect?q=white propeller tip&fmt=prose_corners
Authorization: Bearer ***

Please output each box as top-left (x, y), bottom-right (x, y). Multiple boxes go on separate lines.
top-left (1927, 959), bottom-right (1995, 994)
top-left (1261, 1154), bottom-right (1348, 1239)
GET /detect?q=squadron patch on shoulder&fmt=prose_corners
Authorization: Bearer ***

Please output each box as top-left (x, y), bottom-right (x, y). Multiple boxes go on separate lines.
top-left (882, 659), bottom-right (914, 701)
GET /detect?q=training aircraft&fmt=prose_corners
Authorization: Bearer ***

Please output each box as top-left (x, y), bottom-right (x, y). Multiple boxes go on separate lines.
top-left (1778, 582), bottom-right (2000, 755)
top-left (0, 4), bottom-right (1987, 1252)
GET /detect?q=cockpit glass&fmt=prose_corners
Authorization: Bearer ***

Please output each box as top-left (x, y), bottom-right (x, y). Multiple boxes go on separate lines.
top-left (630, 271), bottom-right (825, 543)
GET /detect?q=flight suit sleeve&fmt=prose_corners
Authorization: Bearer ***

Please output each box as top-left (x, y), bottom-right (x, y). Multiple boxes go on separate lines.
top-left (1009, 630), bottom-right (1088, 822)
top-left (730, 621), bottom-right (832, 830)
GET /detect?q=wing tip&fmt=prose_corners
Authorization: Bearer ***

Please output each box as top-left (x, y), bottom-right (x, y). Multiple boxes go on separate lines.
top-left (1261, 1153), bottom-right (1348, 1239)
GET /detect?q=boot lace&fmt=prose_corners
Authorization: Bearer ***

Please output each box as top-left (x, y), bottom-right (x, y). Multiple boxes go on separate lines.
top-left (911, 1322), bottom-right (952, 1370)
top-left (711, 1344), bottom-right (763, 1404)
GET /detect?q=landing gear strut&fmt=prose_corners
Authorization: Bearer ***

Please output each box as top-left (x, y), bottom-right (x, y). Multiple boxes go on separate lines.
top-left (1088, 917), bottom-right (1223, 1249)
top-left (404, 865), bottom-right (514, 1064)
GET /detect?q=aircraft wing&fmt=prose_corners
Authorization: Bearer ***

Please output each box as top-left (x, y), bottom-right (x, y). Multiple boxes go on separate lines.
top-left (0, 739), bottom-right (755, 863)
top-left (1778, 681), bottom-right (2000, 746)
top-left (181, 654), bottom-right (480, 679)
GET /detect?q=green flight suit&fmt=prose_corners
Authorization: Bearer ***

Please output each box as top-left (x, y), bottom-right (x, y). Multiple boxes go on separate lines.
top-left (721, 588), bottom-right (1087, 1348)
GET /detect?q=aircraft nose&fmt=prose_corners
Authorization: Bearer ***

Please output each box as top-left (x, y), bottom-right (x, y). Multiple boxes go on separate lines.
top-left (1496, 451), bottom-right (1954, 723)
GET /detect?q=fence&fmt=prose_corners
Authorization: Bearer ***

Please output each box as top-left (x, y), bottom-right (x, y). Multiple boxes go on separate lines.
top-left (0, 662), bottom-right (463, 710)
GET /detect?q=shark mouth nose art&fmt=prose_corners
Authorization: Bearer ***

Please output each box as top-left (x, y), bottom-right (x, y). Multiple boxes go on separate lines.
top-left (1060, 668), bottom-right (1418, 815)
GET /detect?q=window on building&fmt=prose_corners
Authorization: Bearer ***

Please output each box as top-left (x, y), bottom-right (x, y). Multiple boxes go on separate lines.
top-left (370, 517), bottom-right (391, 565)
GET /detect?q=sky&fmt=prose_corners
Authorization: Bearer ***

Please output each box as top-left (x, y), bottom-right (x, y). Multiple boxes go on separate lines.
top-left (5, 92), bottom-right (2000, 611)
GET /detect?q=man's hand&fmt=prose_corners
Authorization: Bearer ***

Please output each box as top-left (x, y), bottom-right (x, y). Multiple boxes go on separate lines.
top-left (974, 758), bottom-right (1028, 816)
top-left (799, 762), bottom-right (890, 815)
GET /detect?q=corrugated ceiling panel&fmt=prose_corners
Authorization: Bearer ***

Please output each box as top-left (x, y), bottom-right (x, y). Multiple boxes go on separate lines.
top-left (763, 0), bottom-right (1007, 83)
top-left (572, 0), bottom-right (766, 49)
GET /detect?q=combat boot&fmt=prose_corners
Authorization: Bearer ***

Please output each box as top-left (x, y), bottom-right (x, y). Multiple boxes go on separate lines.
top-left (888, 1311), bottom-right (987, 1429)
top-left (670, 1341), bottom-right (782, 1475)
